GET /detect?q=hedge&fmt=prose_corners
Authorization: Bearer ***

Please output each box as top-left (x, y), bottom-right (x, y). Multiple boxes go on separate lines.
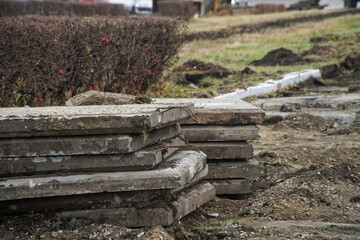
top-left (0, 1), bottom-right (127, 17)
top-left (0, 16), bottom-right (183, 107)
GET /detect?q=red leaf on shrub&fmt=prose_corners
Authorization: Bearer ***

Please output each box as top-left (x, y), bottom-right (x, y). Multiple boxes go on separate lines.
top-left (121, 51), bottom-right (125, 55)
top-left (162, 65), bottom-right (165, 68)
top-left (106, 46), bottom-right (109, 51)
top-left (59, 70), bottom-right (64, 74)
top-left (133, 78), bottom-right (136, 82)
top-left (57, 74), bottom-right (62, 79)
top-left (102, 37), bottom-right (105, 41)
top-left (39, 97), bottom-right (43, 102)
top-left (106, 38), bottom-right (109, 42)
top-left (35, 104), bottom-right (38, 107)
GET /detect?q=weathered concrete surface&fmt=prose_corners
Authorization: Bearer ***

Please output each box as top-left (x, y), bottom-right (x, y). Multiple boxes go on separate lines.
top-left (182, 125), bottom-right (260, 142)
top-left (0, 137), bottom-right (185, 177)
top-left (152, 98), bottom-right (264, 125)
top-left (0, 124), bottom-right (180, 158)
top-left (171, 165), bottom-right (208, 194)
top-left (265, 110), bottom-right (357, 126)
top-left (55, 182), bottom-right (216, 227)
top-left (209, 179), bottom-right (252, 195)
top-left (206, 159), bottom-right (264, 179)
top-left (0, 103), bottom-right (194, 138)
top-left (252, 93), bottom-right (360, 110)
top-left (57, 202), bottom-right (174, 227)
top-left (0, 190), bottom-right (169, 215)
top-left (193, 142), bottom-right (253, 160)
top-left (0, 150), bottom-right (207, 201)
top-left (172, 182), bottom-right (216, 219)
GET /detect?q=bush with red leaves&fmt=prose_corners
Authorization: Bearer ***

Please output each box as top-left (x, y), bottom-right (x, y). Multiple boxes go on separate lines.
top-left (0, 16), bottom-right (183, 107)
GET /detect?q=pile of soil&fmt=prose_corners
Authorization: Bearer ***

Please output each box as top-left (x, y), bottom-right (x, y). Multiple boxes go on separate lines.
top-left (272, 113), bottom-right (335, 131)
top-left (300, 45), bottom-right (330, 56)
top-left (173, 60), bottom-right (234, 74)
top-left (171, 60), bottom-right (235, 85)
top-left (251, 48), bottom-right (304, 66)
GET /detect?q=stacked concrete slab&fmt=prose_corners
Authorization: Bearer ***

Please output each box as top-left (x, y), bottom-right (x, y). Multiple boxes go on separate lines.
top-left (0, 104), bottom-right (215, 227)
top-left (153, 98), bottom-right (265, 195)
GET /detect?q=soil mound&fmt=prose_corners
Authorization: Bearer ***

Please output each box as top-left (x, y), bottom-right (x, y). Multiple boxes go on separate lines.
top-left (272, 113), bottom-right (335, 131)
top-left (172, 60), bottom-right (235, 85)
top-left (173, 60), bottom-right (233, 74)
top-left (251, 48), bottom-right (304, 66)
top-left (65, 91), bottom-right (150, 106)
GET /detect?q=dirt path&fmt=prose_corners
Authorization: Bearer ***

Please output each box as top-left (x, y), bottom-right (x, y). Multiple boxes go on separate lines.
top-left (184, 9), bottom-right (360, 42)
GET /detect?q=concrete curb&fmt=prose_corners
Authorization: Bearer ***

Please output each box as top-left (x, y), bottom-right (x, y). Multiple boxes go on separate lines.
top-left (215, 69), bottom-right (321, 99)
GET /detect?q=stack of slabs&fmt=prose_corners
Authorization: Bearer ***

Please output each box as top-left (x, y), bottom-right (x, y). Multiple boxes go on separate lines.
top-left (0, 104), bottom-right (215, 227)
top-left (153, 98), bottom-right (265, 195)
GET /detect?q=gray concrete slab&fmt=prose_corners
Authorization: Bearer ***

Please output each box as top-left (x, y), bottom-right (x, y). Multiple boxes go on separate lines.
top-left (252, 93), bottom-right (360, 110)
top-left (172, 181), bottom-right (216, 220)
top-left (0, 124), bottom-right (180, 158)
top-left (193, 142), bottom-right (253, 160)
top-left (0, 103), bottom-right (194, 138)
top-left (0, 190), bottom-right (169, 215)
top-left (0, 150), bottom-right (207, 201)
top-left (55, 182), bottom-right (216, 227)
top-left (209, 179), bottom-right (252, 195)
top-left (0, 137), bottom-right (185, 177)
top-left (57, 203), bottom-right (174, 227)
top-left (171, 165), bottom-right (208, 194)
top-left (182, 125), bottom-right (260, 142)
top-left (152, 98), bottom-right (264, 125)
top-left (206, 159), bottom-right (264, 179)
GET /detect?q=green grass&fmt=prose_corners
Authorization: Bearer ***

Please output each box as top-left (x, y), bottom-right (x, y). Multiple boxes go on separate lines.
top-left (147, 10), bottom-right (360, 98)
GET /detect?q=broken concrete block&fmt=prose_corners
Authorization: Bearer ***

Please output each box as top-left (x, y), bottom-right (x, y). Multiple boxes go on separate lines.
top-left (209, 179), bottom-right (252, 195)
top-left (0, 137), bottom-right (185, 177)
top-left (0, 124), bottom-right (180, 158)
top-left (206, 159), bottom-right (264, 179)
top-left (171, 165), bottom-right (208, 194)
top-left (56, 202), bottom-right (174, 227)
top-left (152, 98), bottom-right (264, 125)
top-left (172, 181), bottom-right (216, 220)
top-left (0, 103), bottom-right (194, 138)
top-left (0, 150), bottom-right (207, 201)
top-left (193, 142), bottom-right (253, 160)
top-left (182, 125), bottom-right (260, 142)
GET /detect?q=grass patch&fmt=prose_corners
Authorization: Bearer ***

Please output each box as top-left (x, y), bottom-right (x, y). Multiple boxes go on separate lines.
top-left (147, 10), bottom-right (360, 98)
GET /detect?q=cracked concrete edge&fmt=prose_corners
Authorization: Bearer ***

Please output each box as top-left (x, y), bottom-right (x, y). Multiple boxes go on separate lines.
top-left (0, 124), bottom-right (180, 158)
top-left (0, 103), bottom-right (195, 138)
top-left (0, 150), bottom-right (207, 201)
top-left (0, 137), bottom-right (185, 177)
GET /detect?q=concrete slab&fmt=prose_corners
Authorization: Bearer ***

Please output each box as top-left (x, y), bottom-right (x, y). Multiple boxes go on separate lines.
top-left (0, 150), bottom-right (207, 201)
top-left (0, 124), bottom-right (180, 158)
top-left (0, 190), bottom-right (169, 215)
top-left (265, 110), bottom-right (357, 126)
top-left (193, 142), bottom-right (253, 160)
top-left (172, 181), bottom-right (216, 220)
top-left (206, 159), bottom-right (264, 179)
top-left (152, 98), bottom-right (264, 125)
top-left (215, 69), bottom-right (321, 99)
top-left (0, 137), bottom-right (185, 177)
top-left (57, 202), bottom-right (174, 227)
top-left (252, 93), bottom-right (360, 110)
top-left (182, 125), bottom-right (260, 142)
top-left (0, 103), bottom-right (194, 138)
top-left (209, 179), bottom-right (252, 195)
top-left (171, 165), bottom-right (208, 194)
